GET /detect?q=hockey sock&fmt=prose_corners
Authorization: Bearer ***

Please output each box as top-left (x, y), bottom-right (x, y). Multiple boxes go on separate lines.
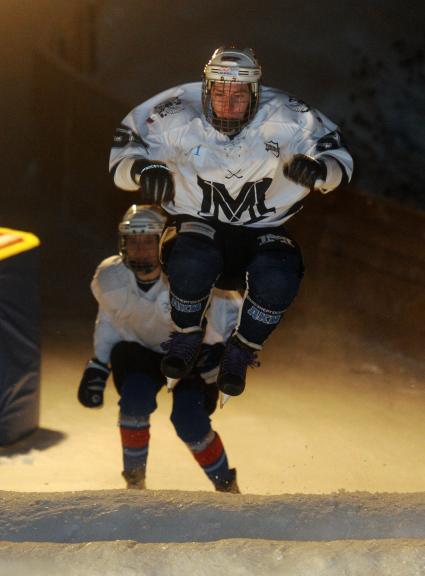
top-left (119, 413), bottom-right (150, 472)
top-left (237, 294), bottom-right (285, 346)
top-left (187, 430), bottom-right (234, 487)
top-left (170, 290), bottom-right (211, 329)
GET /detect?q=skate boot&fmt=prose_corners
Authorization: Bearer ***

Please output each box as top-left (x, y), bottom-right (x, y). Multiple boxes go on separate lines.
top-left (122, 468), bottom-right (146, 490)
top-left (214, 468), bottom-right (240, 494)
top-left (161, 328), bottom-right (204, 379)
top-left (217, 334), bottom-right (259, 396)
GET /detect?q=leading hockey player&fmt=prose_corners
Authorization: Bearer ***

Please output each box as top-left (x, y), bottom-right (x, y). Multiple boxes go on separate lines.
top-left (109, 46), bottom-right (354, 398)
top-left (78, 205), bottom-right (241, 492)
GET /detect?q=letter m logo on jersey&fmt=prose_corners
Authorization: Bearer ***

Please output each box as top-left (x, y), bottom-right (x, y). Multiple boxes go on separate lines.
top-left (197, 176), bottom-right (276, 224)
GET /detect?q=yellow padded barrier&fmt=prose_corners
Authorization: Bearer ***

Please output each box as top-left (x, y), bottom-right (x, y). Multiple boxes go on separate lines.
top-left (0, 227), bottom-right (40, 261)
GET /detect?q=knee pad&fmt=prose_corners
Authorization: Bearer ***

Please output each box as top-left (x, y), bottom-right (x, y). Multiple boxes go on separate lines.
top-left (119, 373), bottom-right (159, 417)
top-left (247, 249), bottom-right (303, 310)
top-left (170, 383), bottom-right (211, 443)
top-left (166, 230), bottom-right (223, 296)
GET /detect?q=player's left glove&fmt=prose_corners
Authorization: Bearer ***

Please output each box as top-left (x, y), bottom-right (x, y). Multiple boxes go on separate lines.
top-left (78, 358), bottom-right (111, 408)
top-left (131, 159), bottom-right (174, 205)
top-left (283, 154), bottom-right (327, 189)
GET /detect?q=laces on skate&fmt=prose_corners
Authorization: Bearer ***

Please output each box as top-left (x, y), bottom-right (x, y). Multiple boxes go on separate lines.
top-left (161, 329), bottom-right (204, 379)
top-left (217, 335), bottom-right (259, 398)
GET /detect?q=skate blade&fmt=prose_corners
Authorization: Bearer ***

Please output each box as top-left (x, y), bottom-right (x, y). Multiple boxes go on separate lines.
top-left (167, 377), bottom-right (179, 391)
top-left (219, 392), bottom-right (231, 408)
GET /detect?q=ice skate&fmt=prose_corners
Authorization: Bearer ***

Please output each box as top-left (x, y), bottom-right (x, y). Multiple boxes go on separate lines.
top-left (166, 377), bottom-right (179, 391)
top-left (122, 468), bottom-right (146, 490)
top-left (214, 468), bottom-right (240, 494)
top-left (217, 334), bottom-right (258, 396)
top-left (219, 392), bottom-right (231, 408)
top-left (161, 329), bottom-right (204, 379)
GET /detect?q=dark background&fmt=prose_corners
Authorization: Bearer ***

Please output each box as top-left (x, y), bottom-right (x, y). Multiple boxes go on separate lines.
top-left (1, 0), bottom-right (424, 360)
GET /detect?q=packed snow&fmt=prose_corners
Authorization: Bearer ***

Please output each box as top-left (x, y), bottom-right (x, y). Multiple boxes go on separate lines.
top-left (1, 538), bottom-right (425, 576)
top-left (1, 489), bottom-right (425, 575)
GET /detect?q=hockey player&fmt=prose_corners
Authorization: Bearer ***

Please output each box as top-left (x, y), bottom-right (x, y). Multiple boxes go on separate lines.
top-left (109, 46), bottom-right (354, 398)
top-left (77, 205), bottom-right (241, 492)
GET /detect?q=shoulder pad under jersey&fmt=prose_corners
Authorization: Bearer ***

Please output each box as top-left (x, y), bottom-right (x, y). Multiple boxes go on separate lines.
top-left (92, 256), bottom-right (131, 294)
top-left (259, 86), bottom-right (316, 126)
top-left (282, 94), bottom-right (338, 134)
top-left (145, 83), bottom-right (201, 130)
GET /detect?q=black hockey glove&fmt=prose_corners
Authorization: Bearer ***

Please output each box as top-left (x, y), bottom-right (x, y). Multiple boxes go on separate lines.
top-left (131, 159), bottom-right (174, 205)
top-left (78, 358), bottom-right (111, 408)
top-left (283, 154), bottom-right (327, 189)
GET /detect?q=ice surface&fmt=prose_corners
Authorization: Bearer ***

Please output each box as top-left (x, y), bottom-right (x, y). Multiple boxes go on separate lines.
top-left (1, 296), bottom-right (424, 576)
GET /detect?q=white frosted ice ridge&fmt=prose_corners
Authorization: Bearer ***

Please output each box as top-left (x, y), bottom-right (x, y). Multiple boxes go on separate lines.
top-left (1, 489), bottom-right (425, 543)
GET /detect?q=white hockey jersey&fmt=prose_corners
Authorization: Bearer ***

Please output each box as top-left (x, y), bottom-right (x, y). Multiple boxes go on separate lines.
top-left (91, 255), bottom-right (241, 364)
top-left (110, 82), bottom-right (353, 228)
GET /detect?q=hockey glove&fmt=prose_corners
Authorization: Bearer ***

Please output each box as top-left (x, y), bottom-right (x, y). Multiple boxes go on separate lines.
top-left (283, 154), bottom-right (327, 189)
top-left (78, 358), bottom-right (111, 408)
top-left (131, 159), bottom-right (174, 205)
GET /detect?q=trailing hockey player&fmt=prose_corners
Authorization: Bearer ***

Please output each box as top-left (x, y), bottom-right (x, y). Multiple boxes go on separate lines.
top-left (109, 46), bottom-right (354, 398)
top-left (77, 205), bottom-right (241, 492)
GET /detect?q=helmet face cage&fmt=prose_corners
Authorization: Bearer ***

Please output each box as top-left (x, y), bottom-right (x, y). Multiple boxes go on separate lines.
top-left (202, 46), bottom-right (261, 136)
top-left (118, 205), bottom-right (165, 273)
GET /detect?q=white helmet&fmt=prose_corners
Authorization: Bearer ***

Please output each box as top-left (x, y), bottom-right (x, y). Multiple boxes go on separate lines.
top-left (118, 205), bottom-right (166, 273)
top-left (202, 46), bottom-right (262, 135)
top-left (119, 204), bottom-right (166, 236)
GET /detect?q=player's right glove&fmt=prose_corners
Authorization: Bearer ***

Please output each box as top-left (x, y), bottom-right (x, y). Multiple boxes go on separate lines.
top-left (78, 358), bottom-right (111, 408)
top-left (131, 159), bottom-right (174, 205)
top-left (283, 154), bottom-right (327, 189)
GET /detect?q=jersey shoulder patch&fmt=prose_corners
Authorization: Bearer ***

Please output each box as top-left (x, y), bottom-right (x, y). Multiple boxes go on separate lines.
top-left (284, 95), bottom-right (311, 113)
top-left (147, 96), bottom-right (196, 130)
top-left (153, 96), bottom-right (185, 118)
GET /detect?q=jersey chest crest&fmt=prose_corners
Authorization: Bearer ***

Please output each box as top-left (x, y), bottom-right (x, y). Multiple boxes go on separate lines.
top-left (188, 133), bottom-right (280, 186)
